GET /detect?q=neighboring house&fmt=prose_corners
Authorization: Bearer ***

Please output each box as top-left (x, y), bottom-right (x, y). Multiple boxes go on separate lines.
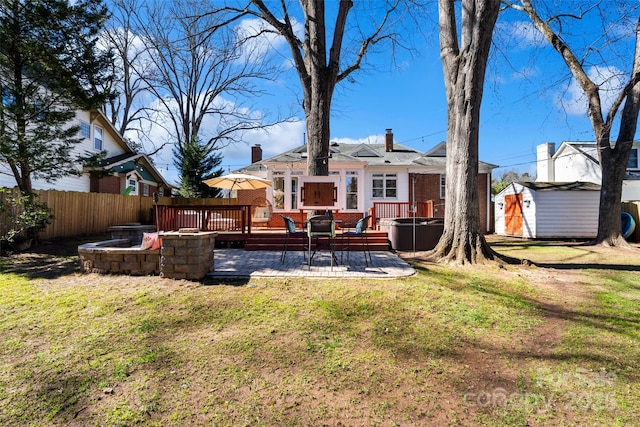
top-left (239, 129), bottom-right (497, 232)
top-left (494, 181), bottom-right (601, 239)
top-left (0, 109), bottom-right (172, 197)
top-left (536, 141), bottom-right (640, 201)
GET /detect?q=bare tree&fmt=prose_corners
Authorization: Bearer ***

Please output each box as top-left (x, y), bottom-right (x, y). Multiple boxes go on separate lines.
top-left (116, 0), bottom-right (281, 191)
top-left (429, 0), bottom-right (501, 264)
top-left (510, 0), bottom-right (640, 247)
top-left (231, 0), bottom-right (417, 177)
top-left (101, 0), bottom-right (160, 151)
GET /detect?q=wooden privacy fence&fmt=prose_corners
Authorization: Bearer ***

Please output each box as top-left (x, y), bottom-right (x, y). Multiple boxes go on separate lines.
top-left (0, 188), bottom-right (238, 241)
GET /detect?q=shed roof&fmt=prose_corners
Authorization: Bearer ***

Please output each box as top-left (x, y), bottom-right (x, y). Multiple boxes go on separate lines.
top-left (519, 181), bottom-right (601, 191)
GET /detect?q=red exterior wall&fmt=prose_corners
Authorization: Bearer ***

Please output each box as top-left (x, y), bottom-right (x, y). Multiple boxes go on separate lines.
top-left (410, 173), bottom-right (491, 233)
top-left (97, 175), bottom-right (122, 194)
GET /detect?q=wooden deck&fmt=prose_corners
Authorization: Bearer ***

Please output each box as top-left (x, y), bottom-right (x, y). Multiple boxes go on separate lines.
top-left (215, 228), bottom-right (390, 251)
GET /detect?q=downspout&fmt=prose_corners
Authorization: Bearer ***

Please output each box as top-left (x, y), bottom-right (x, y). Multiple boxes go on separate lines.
top-left (487, 172), bottom-right (492, 233)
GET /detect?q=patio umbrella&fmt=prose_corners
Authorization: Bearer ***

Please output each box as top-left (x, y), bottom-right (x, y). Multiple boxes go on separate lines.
top-left (203, 173), bottom-right (272, 190)
top-left (204, 173), bottom-right (272, 203)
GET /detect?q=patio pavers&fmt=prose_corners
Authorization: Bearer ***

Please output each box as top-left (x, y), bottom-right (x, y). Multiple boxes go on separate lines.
top-left (207, 249), bottom-right (415, 279)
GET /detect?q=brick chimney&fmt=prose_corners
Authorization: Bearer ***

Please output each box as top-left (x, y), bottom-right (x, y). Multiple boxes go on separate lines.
top-left (251, 144), bottom-right (262, 163)
top-left (385, 129), bottom-right (393, 152)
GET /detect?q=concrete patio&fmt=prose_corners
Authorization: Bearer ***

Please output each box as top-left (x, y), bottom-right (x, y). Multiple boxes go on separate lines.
top-left (207, 249), bottom-right (416, 279)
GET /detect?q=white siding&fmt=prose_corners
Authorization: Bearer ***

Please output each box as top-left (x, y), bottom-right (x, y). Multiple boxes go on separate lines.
top-left (534, 191), bottom-right (599, 238)
top-left (363, 168), bottom-right (409, 214)
top-left (495, 183), bottom-right (599, 239)
top-left (494, 183), bottom-right (536, 238)
top-left (554, 152), bottom-right (601, 184)
top-left (1, 110), bottom-right (129, 192)
top-left (622, 181), bottom-right (640, 201)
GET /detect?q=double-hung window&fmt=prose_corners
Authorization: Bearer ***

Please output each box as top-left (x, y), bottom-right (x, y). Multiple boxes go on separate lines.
top-left (439, 174), bottom-right (446, 199)
top-left (290, 171), bottom-right (302, 210)
top-left (372, 173), bottom-right (397, 198)
top-left (346, 171), bottom-right (358, 209)
top-left (628, 148), bottom-right (638, 170)
top-left (94, 126), bottom-right (103, 151)
top-left (273, 172), bottom-right (285, 209)
top-left (79, 121), bottom-right (91, 139)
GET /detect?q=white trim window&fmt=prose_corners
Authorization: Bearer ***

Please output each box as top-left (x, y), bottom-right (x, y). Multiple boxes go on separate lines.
top-left (143, 183), bottom-right (149, 197)
top-left (93, 125), bottom-right (103, 151)
top-left (290, 172), bottom-right (302, 210)
top-left (127, 177), bottom-right (138, 195)
top-left (628, 148), bottom-right (638, 170)
top-left (346, 171), bottom-right (358, 209)
top-left (440, 174), bottom-right (446, 199)
top-left (79, 121), bottom-right (91, 139)
top-left (273, 172), bottom-right (285, 209)
top-left (372, 173), bottom-right (397, 199)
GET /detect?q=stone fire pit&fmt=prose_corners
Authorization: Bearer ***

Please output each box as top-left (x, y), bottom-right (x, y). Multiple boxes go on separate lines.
top-left (78, 229), bottom-right (217, 280)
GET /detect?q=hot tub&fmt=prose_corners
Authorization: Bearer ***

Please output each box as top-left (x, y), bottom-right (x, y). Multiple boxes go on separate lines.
top-left (379, 217), bottom-right (444, 251)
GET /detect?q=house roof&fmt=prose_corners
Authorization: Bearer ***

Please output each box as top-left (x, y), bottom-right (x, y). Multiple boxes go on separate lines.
top-left (93, 152), bottom-right (172, 188)
top-left (87, 110), bottom-right (172, 188)
top-left (254, 141), bottom-right (498, 170)
top-left (519, 181), bottom-right (601, 191)
top-left (554, 141), bottom-right (600, 165)
top-left (553, 140), bottom-right (640, 180)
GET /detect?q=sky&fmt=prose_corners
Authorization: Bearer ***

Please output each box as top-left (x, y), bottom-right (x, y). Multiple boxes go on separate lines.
top-left (138, 2), bottom-right (638, 187)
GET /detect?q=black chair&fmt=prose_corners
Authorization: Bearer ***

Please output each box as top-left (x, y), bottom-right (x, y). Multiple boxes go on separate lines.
top-left (306, 215), bottom-right (337, 269)
top-left (280, 215), bottom-right (307, 263)
top-left (341, 215), bottom-right (372, 266)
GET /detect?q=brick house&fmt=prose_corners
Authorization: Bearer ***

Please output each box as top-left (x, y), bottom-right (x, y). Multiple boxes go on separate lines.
top-left (238, 129), bottom-right (497, 232)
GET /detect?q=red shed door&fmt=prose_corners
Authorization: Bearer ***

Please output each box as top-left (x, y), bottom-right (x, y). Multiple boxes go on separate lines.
top-left (504, 193), bottom-right (523, 236)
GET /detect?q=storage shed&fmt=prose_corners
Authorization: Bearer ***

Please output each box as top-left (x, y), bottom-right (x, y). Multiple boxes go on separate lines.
top-left (494, 182), bottom-right (601, 239)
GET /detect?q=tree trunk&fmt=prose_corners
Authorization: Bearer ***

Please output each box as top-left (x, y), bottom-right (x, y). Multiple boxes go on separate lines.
top-left (595, 150), bottom-right (629, 246)
top-left (302, 0), bottom-right (334, 177)
top-left (431, 0), bottom-right (500, 264)
top-left (593, 18), bottom-right (640, 247)
top-left (516, 2), bottom-right (640, 249)
top-left (305, 97), bottom-right (331, 177)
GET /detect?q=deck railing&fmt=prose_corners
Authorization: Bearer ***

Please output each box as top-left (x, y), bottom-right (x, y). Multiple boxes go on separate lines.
top-left (155, 205), bottom-right (252, 234)
top-left (371, 201), bottom-right (435, 228)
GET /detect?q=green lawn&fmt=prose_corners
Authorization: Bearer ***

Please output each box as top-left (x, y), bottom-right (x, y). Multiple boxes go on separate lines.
top-left (0, 236), bottom-right (639, 426)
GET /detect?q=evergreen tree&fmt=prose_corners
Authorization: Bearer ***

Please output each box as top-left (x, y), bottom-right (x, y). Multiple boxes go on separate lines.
top-left (173, 137), bottom-right (223, 198)
top-left (0, 0), bottom-right (114, 194)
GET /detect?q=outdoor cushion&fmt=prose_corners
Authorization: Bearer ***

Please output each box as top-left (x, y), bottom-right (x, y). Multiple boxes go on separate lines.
top-left (140, 232), bottom-right (161, 250)
top-left (254, 207), bottom-right (268, 218)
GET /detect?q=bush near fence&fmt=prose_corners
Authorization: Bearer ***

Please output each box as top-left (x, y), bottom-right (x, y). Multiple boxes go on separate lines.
top-left (0, 188), bottom-right (236, 241)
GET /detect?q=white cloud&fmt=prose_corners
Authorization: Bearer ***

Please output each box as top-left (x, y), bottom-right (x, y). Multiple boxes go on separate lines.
top-left (226, 120), bottom-right (306, 170)
top-left (331, 134), bottom-right (385, 145)
top-left (234, 17), bottom-right (303, 69)
top-left (555, 65), bottom-right (627, 116)
top-left (511, 66), bottom-right (538, 81)
top-left (127, 93), bottom-right (306, 185)
top-left (498, 20), bottom-right (547, 49)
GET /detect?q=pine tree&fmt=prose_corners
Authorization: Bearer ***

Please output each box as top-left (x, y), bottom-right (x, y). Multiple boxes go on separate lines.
top-left (0, 0), bottom-right (114, 194)
top-left (173, 137), bottom-right (223, 198)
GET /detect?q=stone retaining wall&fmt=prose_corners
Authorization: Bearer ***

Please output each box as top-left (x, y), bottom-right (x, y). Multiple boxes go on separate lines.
top-left (78, 239), bottom-right (160, 275)
top-left (78, 231), bottom-right (217, 280)
top-left (159, 231), bottom-right (216, 280)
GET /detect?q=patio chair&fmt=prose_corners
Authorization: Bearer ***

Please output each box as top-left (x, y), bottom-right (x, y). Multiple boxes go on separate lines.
top-left (307, 215), bottom-right (337, 270)
top-left (280, 215), bottom-right (307, 263)
top-left (251, 198), bottom-right (273, 228)
top-left (341, 215), bottom-right (372, 267)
